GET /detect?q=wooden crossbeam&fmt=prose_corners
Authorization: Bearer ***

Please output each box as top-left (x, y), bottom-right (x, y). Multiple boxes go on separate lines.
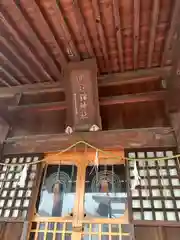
top-left (0, 67), bottom-right (171, 97)
top-left (8, 101), bottom-right (66, 112)
top-left (7, 90), bottom-right (165, 112)
top-left (3, 127), bottom-right (175, 154)
top-left (100, 91), bottom-right (166, 106)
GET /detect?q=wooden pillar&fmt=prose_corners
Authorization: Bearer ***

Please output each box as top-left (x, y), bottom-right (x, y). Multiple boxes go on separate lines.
top-left (166, 7), bottom-right (180, 152)
top-left (64, 59), bottom-right (102, 132)
top-left (0, 117), bottom-right (9, 152)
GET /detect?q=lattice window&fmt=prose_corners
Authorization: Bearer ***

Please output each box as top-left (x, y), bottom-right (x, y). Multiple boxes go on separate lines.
top-left (82, 223), bottom-right (132, 240)
top-left (29, 221), bottom-right (132, 240)
top-left (127, 150), bottom-right (180, 221)
top-left (29, 221), bottom-right (73, 240)
top-left (0, 155), bottom-right (41, 219)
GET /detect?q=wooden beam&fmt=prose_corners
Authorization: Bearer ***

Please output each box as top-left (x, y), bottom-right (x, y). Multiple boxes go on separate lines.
top-left (0, 82), bottom-right (63, 98)
top-left (0, 53), bottom-right (30, 84)
top-left (100, 91), bottom-right (166, 106)
top-left (7, 90), bottom-right (165, 113)
top-left (64, 59), bottom-right (101, 131)
top-left (8, 101), bottom-right (66, 112)
top-left (0, 77), bottom-right (11, 87)
top-left (92, 0), bottom-right (110, 71)
top-left (133, 0), bottom-right (140, 69)
top-left (147, 0), bottom-right (160, 67)
top-left (113, 0), bottom-right (124, 72)
top-left (3, 127), bottom-right (175, 154)
top-left (0, 67), bottom-right (171, 97)
top-left (0, 68), bottom-right (21, 86)
top-left (98, 66), bottom-right (171, 87)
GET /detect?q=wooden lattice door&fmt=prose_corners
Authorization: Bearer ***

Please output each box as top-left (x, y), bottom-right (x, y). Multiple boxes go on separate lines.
top-left (28, 150), bottom-right (133, 240)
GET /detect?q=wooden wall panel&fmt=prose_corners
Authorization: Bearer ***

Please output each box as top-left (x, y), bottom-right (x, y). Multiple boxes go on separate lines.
top-left (135, 226), bottom-right (180, 240)
top-left (0, 222), bottom-right (23, 240)
top-left (164, 227), bottom-right (180, 240)
top-left (134, 226), bottom-right (159, 240)
top-left (9, 110), bottom-right (66, 137)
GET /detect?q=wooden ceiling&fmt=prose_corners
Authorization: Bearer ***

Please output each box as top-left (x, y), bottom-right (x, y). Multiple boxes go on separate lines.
top-left (0, 0), bottom-right (179, 87)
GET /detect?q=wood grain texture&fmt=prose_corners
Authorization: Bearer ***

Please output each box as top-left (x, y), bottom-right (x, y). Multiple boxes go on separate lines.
top-left (3, 127), bottom-right (175, 154)
top-left (135, 225), bottom-right (180, 240)
top-left (0, 222), bottom-right (23, 240)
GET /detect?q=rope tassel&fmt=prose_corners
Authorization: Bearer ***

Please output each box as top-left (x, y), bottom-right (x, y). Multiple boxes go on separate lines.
top-left (18, 164), bottom-right (28, 188)
top-left (131, 161), bottom-right (141, 190)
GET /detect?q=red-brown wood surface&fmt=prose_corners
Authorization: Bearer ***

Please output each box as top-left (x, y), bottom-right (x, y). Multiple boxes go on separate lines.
top-left (3, 127), bottom-right (176, 154)
top-left (0, 222), bottom-right (23, 240)
top-left (135, 226), bottom-right (180, 240)
top-left (64, 59), bottom-right (101, 131)
top-left (0, 0), bottom-right (177, 86)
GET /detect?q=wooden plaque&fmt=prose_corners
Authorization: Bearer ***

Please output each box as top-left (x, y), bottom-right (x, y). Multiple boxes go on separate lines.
top-left (64, 59), bottom-right (101, 132)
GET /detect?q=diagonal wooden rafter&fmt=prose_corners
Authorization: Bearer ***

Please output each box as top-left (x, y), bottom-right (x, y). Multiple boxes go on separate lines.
top-left (0, 78), bottom-right (11, 87)
top-left (0, 37), bottom-right (42, 84)
top-left (133, 0), bottom-right (140, 69)
top-left (18, 0), bottom-right (67, 70)
top-left (161, 0), bottom-right (180, 66)
top-left (0, 68), bottom-right (21, 86)
top-left (0, 53), bottom-right (30, 85)
top-left (92, 0), bottom-right (110, 71)
top-left (0, 0), bottom-right (62, 82)
top-left (72, 0), bottom-right (95, 58)
top-left (147, 0), bottom-right (160, 67)
top-left (37, 0), bottom-right (80, 61)
top-left (0, 11), bottom-right (53, 83)
top-left (112, 0), bottom-right (124, 72)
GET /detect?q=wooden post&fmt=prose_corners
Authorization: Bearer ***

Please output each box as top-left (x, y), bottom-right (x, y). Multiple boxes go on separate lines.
top-left (64, 59), bottom-right (102, 132)
top-left (0, 117), bottom-right (9, 152)
top-left (165, 5), bottom-right (180, 152)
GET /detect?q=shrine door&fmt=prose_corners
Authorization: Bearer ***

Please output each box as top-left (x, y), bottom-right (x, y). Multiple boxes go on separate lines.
top-left (28, 150), bottom-right (133, 240)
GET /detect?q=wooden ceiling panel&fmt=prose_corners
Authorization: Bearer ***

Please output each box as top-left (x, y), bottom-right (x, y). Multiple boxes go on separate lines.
top-left (0, 0), bottom-right (176, 87)
top-left (138, 0), bottom-right (152, 68)
top-left (60, 0), bottom-right (94, 59)
top-left (100, 0), bottom-right (119, 72)
top-left (38, 0), bottom-right (81, 62)
top-left (0, 0), bottom-right (62, 82)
